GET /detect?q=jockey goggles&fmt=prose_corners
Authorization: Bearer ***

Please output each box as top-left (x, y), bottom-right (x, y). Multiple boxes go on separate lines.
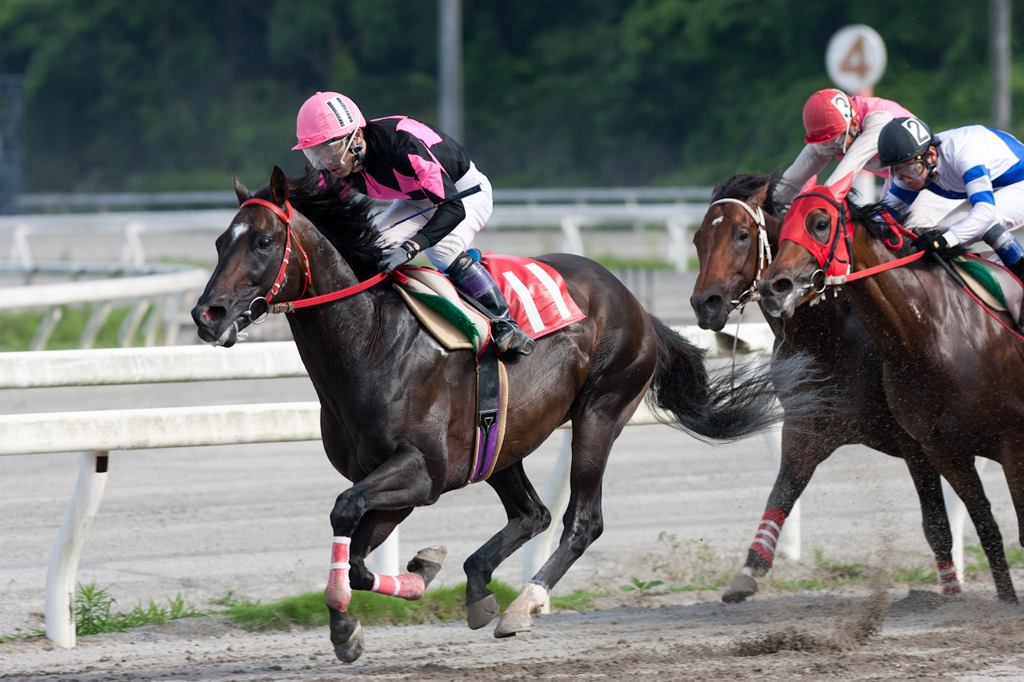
top-left (819, 124), bottom-right (854, 155)
top-left (302, 132), bottom-right (358, 171)
top-left (893, 156), bottom-right (929, 184)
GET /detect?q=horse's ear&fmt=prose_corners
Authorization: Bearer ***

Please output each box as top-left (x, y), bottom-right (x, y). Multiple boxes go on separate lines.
top-left (828, 172), bottom-right (856, 202)
top-left (270, 166), bottom-right (289, 206)
top-left (799, 174), bottom-right (818, 195)
top-left (746, 181), bottom-right (769, 209)
top-left (711, 182), bottom-right (723, 200)
top-left (232, 173), bottom-right (252, 206)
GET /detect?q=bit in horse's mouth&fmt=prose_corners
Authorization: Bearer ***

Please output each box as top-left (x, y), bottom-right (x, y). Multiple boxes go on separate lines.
top-left (213, 319), bottom-right (248, 347)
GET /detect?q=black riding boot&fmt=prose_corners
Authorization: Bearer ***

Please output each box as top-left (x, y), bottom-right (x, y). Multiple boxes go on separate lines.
top-left (446, 252), bottom-right (536, 356)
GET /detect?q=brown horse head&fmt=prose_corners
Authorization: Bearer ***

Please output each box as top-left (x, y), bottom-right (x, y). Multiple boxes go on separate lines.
top-left (758, 173), bottom-right (856, 319)
top-left (691, 172), bottom-right (780, 330)
top-left (192, 166), bottom-right (305, 346)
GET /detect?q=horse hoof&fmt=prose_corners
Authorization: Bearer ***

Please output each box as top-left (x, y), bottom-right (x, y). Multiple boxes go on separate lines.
top-left (408, 545), bottom-right (447, 588)
top-left (494, 613), bottom-right (533, 638)
top-left (332, 622), bottom-right (364, 663)
top-left (466, 593), bottom-right (499, 630)
top-left (722, 572), bottom-right (758, 604)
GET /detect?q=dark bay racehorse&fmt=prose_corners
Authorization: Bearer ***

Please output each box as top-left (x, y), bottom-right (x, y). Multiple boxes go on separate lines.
top-left (690, 172), bottom-right (957, 602)
top-left (192, 167), bottom-right (818, 662)
top-left (758, 175), bottom-right (1023, 603)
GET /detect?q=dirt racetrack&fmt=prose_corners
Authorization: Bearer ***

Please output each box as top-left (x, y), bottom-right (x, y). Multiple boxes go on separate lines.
top-left (2, 364), bottom-right (1023, 680)
top-left (3, 585), bottom-right (1024, 681)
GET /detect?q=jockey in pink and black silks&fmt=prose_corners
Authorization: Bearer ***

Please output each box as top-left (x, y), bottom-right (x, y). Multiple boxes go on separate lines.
top-left (292, 91), bottom-right (534, 355)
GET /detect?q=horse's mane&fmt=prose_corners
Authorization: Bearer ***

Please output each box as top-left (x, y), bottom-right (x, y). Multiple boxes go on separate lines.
top-left (853, 200), bottom-right (920, 257)
top-left (710, 169), bottom-right (783, 220)
top-left (252, 168), bottom-right (384, 277)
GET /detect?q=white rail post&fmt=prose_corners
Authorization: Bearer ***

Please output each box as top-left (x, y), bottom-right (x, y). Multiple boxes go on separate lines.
top-left (762, 423), bottom-right (800, 560)
top-left (666, 216), bottom-right (689, 273)
top-left (30, 307), bottom-right (64, 351)
top-left (9, 224), bottom-right (33, 269)
top-left (120, 222), bottom-right (146, 266)
top-left (559, 216), bottom-right (585, 256)
top-left (942, 458), bottom-right (988, 583)
top-left (45, 451), bottom-right (109, 649)
top-left (369, 530), bottom-right (400, 577)
top-left (521, 429), bottom-right (573, 613)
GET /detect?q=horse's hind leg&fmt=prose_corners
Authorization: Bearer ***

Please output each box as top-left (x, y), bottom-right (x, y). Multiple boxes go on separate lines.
top-left (494, 410), bottom-right (627, 638)
top-left (997, 448), bottom-right (1024, 563)
top-left (724, 427), bottom-right (837, 603)
top-left (900, 449), bottom-right (958, 593)
top-left (942, 458), bottom-right (1016, 603)
top-left (463, 461), bottom-right (551, 629)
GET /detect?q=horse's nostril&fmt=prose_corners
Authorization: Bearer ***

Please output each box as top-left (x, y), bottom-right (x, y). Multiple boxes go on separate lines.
top-left (771, 278), bottom-right (793, 295)
top-left (703, 296), bottom-right (722, 312)
top-left (202, 309), bottom-right (214, 321)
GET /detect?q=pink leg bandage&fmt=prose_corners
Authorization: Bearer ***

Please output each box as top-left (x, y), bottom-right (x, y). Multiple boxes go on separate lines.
top-left (751, 509), bottom-right (786, 564)
top-left (370, 572), bottom-right (426, 601)
top-left (325, 536), bottom-right (352, 612)
top-left (936, 560), bottom-right (962, 595)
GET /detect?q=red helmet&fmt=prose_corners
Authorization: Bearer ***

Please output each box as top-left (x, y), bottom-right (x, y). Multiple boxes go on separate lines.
top-left (802, 89), bottom-right (856, 144)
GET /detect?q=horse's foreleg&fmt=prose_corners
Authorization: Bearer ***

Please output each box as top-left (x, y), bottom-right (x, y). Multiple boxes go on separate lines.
top-left (942, 459), bottom-right (1016, 603)
top-left (463, 461), bottom-right (550, 630)
top-left (900, 450), bottom-right (958, 594)
top-left (723, 428), bottom-right (836, 604)
top-left (348, 508), bottom-right (446, 600)
top-left (326, 446), bottom-right (443, 663)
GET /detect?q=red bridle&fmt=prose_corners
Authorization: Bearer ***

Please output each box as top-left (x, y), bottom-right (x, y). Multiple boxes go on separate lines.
top-left (239, 198), bottom-right (310, 305)
top-left (238, 197), bottom-right (389, 318)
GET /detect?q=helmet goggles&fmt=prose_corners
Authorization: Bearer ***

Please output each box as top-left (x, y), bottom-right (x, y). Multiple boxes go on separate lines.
top-left (302, 132), bottom-right (357, 171)
top-left (893, 155), bottom-right (928, 184)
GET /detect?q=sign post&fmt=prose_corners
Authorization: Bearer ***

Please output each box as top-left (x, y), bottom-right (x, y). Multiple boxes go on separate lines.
top-left (826, 25), bottom-right (887, 201)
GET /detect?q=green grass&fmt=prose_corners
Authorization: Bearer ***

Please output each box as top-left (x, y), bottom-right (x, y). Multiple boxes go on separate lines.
top-left (550, 589), bottom-right (604, 611)
top-left (964, 544), bottom-right (1024, 573)
top-left (75, 583), bottom-right (203, 636)
top-left (220, 581), bottom-right (520, 632)
top-left (892, 564), bottom-right (937, 584)
top-left (590, 255), bottom-right (677, 271)
top-left (0, 304), bottom-right (149, 352)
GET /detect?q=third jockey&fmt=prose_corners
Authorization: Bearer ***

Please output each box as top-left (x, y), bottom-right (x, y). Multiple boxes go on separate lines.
top-left (878, 116), bottom-right (1024, 282)
top-left (773, 89), bottom-right (955, 221)
top-left (292, 91), bottom-right (534, 356)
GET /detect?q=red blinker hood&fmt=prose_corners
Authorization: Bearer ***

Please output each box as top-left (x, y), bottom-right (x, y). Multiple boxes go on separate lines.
top-left (779, 173), bottom-right (855, 278)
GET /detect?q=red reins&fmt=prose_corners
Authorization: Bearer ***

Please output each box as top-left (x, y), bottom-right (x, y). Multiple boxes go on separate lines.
top-left (238, 198), bottom-right (388, 315)
top-left (822, 201), bottom-right (1024, 344)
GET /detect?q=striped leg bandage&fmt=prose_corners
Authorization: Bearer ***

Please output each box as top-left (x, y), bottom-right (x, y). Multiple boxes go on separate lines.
top-left (370, 573), bottom-right (426, 600)
top-left (751, 509), bottom-right (786, 564)
top-left (936, 560), bottom-right (962, 595)
top-left (325, 536), bottom-right (352, 612)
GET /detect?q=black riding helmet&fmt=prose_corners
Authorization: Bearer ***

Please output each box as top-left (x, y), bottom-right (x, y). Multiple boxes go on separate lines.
top-left (878, 117), bottom-right (938, 167)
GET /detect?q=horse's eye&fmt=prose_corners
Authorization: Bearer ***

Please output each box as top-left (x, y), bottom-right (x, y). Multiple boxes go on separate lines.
top-left (736, 231), bottom-right (750, 242)
top-left (257, 236), bottom-right (273, 249)
top-left (814, 219), bottom-right (830, 233)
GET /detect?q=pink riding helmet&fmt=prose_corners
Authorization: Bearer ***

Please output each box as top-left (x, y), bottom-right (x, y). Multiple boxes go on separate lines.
top-left (292, 92), bottom-right (366, 150)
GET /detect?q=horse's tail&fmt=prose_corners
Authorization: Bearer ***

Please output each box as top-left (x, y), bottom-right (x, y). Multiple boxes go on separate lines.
top-left (645, 315), bottom-right (827, 442)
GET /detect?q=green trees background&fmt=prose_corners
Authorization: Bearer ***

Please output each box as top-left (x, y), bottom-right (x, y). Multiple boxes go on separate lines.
top-left (0, 0), bottom-right (1021, 192)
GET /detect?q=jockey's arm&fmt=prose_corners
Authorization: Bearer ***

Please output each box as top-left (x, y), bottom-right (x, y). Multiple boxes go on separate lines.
top-left (825, 110), bottom-right (894, 186)
top-left (942, 168), bottom-right (998, 247)
top-left (407, 168), bottom-right (466, 251)
top-left (775, 144), bottom-right (832, 205)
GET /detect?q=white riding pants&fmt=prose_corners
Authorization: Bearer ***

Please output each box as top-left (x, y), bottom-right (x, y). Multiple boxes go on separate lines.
top-left (375, 162), bottom-right (493, 271)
